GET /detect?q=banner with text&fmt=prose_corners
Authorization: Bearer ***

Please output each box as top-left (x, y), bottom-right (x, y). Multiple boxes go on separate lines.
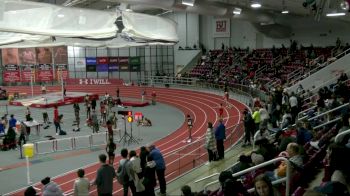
top-left (56, 64), bottom-right (69, 81)
top-left (129, 57), bottom-right (141, 72)
top-left (3, 64), bottom-right (20, 83)
top-left (21, 65), bottom-right (36, 82)
top-left (213, 18), bottom-right (230, 38)
top-left (67, 78), bottom-right (124, 85)
top-left (97, 57), bottom-right (109, 72)
top-left (37, 64), bottom-right (53, 82)
top-left (108, 57), bottom-right (119, 72)
top-left (118, 57), bottom-right (129, 72)
top-left (86, 57), bottom-right (97, 72)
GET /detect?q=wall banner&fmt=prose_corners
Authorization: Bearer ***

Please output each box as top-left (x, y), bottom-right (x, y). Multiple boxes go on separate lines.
top-left (213, 18), bottom-right (230, 38)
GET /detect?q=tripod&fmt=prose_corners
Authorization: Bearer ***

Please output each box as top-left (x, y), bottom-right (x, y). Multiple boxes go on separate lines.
top-left (128, 121), bottom-right (139, 145)
top-left (119, 117), bottom-right (131, 146)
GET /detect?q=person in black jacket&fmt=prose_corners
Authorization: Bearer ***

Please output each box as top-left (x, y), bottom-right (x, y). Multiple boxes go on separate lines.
top-left (93, 154), bottom-right (116, 196)
top-left (143, 155), bottom-right (156, 196)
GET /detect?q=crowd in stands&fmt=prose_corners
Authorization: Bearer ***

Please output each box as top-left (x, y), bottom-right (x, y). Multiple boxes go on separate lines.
top-left (187, 39), bottom-right (349, 93)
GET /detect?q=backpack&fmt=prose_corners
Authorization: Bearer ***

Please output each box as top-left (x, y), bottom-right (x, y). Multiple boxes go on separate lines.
top-left (117, 160), bottom-right (129, 185)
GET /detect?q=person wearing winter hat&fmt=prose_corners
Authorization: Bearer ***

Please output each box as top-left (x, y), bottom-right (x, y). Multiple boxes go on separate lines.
top-left (41, 177), bottom-right (64, 196)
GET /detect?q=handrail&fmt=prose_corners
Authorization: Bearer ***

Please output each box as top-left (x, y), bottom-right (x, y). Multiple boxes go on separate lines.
top-left (298, 105), bottom-right (317, 120)
top-left (313, 117), bottom-right (342, 130)
top-left (335, 128), bottom-right (350, 143)
top-left (307, 103), bottom-right (349, 121)
top-left (203, 157), bottom-right (291, 196)
top-left (194, 173), bottom-right (221, 183)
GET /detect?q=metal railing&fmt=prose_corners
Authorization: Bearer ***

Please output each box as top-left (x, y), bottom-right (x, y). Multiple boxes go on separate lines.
top-left (203, 157), bottom-right (291, 196)
top-left (313, 117), bottom-right (342, 130)
top-left (297, 105), bottom-right (317, 120)
top-left (164, 122), bottom-right (245, 185)
top-left (138, 76), bottom-right (268, 107)
top-left (298, 103), bottom-right (349, 122)
top-left (335, 128), bottom-right (350, 143)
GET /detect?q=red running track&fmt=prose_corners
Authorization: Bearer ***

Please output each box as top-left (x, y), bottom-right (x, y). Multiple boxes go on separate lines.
top-left (7, 85), bottom-right (247, 196)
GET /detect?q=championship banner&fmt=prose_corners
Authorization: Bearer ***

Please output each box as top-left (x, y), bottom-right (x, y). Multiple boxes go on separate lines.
top-left (86, 57), bottom-right (97, 72)
top-left (118, 57), bottom-right (129, 72)
top-left (3, 64), bottom-right (20, 83)
top-left (55, 64), bottom-right (69, 81)
top-left (21, 65), bottom-right (36, 82)
top-left (37, 64), bottom-right (53, 82)
top-left (53, 46), bottom-right (68, 65)
top-left (129, 57), bottom-right (141, 72)
top-left (36, 47), bottom-right (52, 64)
top-left (96, 57), bottom-right (109, 72)
top-left (1, 48), bottom-right (19, 65)
top-left (19, 48), bottom-right (36, 65)
top-left (213, 18), bottom-right (230, 38)
top-left (109, 57), bottom-right (119, 72)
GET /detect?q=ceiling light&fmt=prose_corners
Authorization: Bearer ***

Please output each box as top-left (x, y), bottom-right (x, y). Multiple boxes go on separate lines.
top-left (326, 12), bottom-right (346, 16)
top-left (125, 8), bottom-right (132, 12)
top-left (251, 1), bottom-right (262, 8)
top-left (281, 10), bottom-right (289, 14)
top-left (182, 0), bottom-right (195, 6)
top-left (57, 14), bottom-right (65, 18)
top-left (233, 8), bottom-right (242, 15)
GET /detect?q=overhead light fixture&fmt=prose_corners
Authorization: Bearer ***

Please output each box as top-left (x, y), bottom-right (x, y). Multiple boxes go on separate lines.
top-left (326, 12), bottom-right (346, 16)
top-left (251, 1), bottom-right (262, 8)
top-left (57, 14), bottom-right (65, 18)
top-left (233, 8), bottom-right (242, 15)
top-left (340, 0), bottom-right (349, 10)
top-left (281, 10), bottom-right (289, 14)
top-left (125, 8), bottom-right (132, 12)
top-left (182, 0), bottom-right (195, 6)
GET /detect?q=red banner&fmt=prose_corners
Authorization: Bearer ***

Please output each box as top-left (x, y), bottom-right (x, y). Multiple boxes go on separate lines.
top-left (37, 64), bottom-right (53, 82)
top-left (56, 64), bottom-right (69, 81)
top-left (3, 65), bottom-right (20, 82)
top-left (21, 65), bottom-right (36, 82)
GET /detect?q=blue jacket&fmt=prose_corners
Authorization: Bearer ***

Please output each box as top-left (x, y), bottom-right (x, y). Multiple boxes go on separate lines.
top-left (9, 118), bottom-right (17, 128)
top-left (215, 123), bottom-right (226, 140)
top-left (150, 147), bottom-right (166, 170)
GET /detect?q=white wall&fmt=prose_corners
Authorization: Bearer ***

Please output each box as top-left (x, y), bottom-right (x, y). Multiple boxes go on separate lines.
top-left (164, 12), bottom-right (199, 73)
top-left (199, 15), bottom-right (350, 50)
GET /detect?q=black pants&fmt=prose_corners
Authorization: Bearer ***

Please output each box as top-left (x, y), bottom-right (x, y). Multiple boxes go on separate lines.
top-left (18, 133), bottom-right (26, 145)
top-left (216, 139), bottom-right (224, 159)
top-left (244, 128), bottom-right (251, 144)
top-left (156, 169), bottom-right (166, 194)
top-left (54, 122), bottom-right (62, 133)
top-left (123, 180), bottom-right (136, 196)
top-left (207, 149), bottom-right (215, 162)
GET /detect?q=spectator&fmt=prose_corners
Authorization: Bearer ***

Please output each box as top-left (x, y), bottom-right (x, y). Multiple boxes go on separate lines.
top-left (289, 92), bottom-right (298, 123)
top-left (73, 169), bottom-right (90, 196)
top-left (139, 146), bottom-right (149, 174)
top-left (106, 138), bottom-right (116, 165)
top-left (24, 186), bottom-right (37, 196)
top-left (41, 177), bottom-right (64, 196)
top-left (205, 122), bottom-right (217, 164)
top-left (252, 107), bottom-right (261, 134)
top-left (181, 185), bottom-right (195, 196)
top-left (143, 154), bottom-right (156, 196)
top-left (129, 150), bottom-right (145, 195)
top-left (53, 106), bottom-right (63, 135)
top-left (9, 114), bottom-right (17, 129)
top-left (253, 174), bottom-right (281, 196)
top-left (119, 148), bottom-right (136, 196)
top-left (92, 110), bottom-right (99, 133)
top-left (0, 117), bottom-right (5, 135)
top-left (243, 109), bottom-right (255, 147)
top-left (215, 119), bottom-right (226, 160)
top-left (296, 121), bottom-right (313, 145)
top-left (73, 103), bottom-right (80, 132)
top-left (93, 154), bottom-right (116, 196)
top-left (149, 144), bottom-right (166, 196)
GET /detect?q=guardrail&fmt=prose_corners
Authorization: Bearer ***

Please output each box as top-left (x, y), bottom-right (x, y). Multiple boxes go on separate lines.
top-left (335, 128), bottom-right (350, 143)
top-left (33, 132), bottom-right (108, 155)
top-left (138, 76), bottom-right (268, 107)
top-left (298, 103), bottom-right (349, 122)
top-left (203, 157), bottom-right (291, 196)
